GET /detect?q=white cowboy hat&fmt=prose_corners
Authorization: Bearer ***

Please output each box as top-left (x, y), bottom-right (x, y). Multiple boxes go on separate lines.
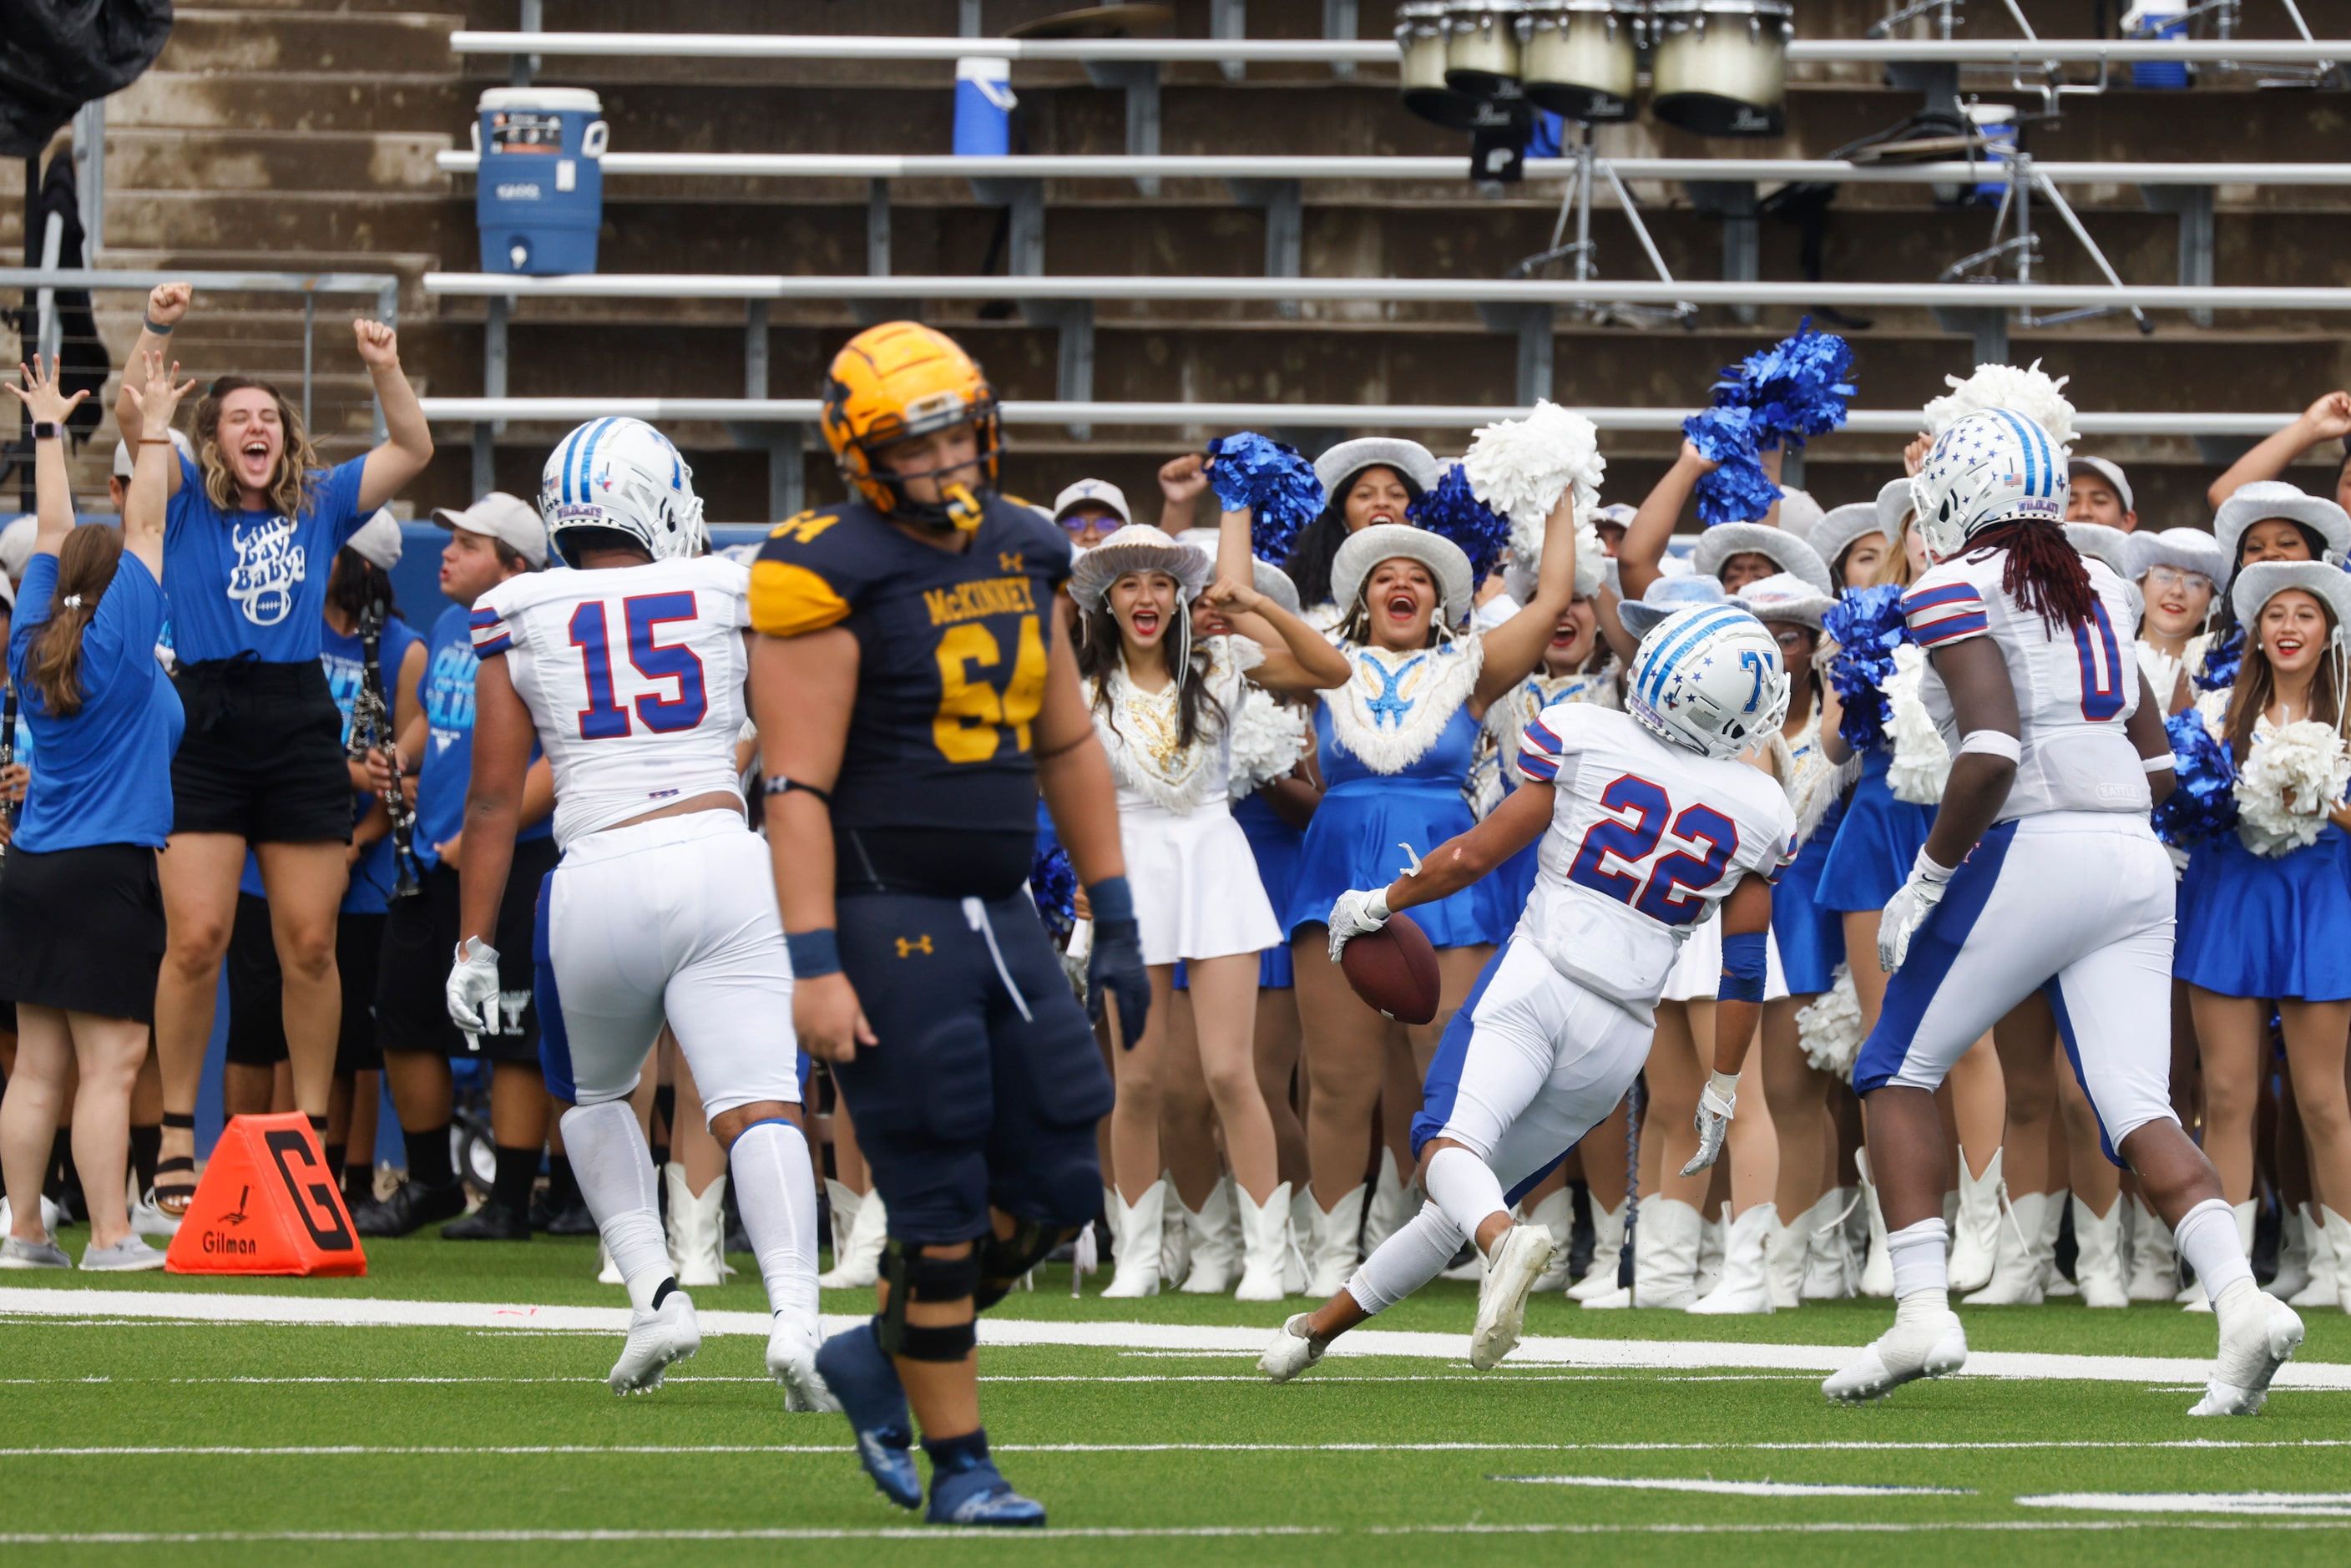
top-left (1775, 486), bottom-right (1826, 543)
top-left (1616, 573), bottom-right (1747, 640)
top-left (2214, 480), bottom-right (2351, 580)
top-left (1874, 475), bottom-right (1915, 541)
top-left (1691, 523), bottom-right (1834, 595)
top-left (2231, 559), bottom-right (2351, 644)
top-left (1312, 438), bottom-right (1441, 503)
top-left (1811, 502), bottom-right (1892, 583)
top-left (1736, 571), bottom-right (1835, 630)
top-left (1067, 523), bottom-right (1212, 608)
top-left (2129, 525), bottom-right (2226, 585)
top-left (2064, 521), bottom-right (2135, 580)
top-left (1330, 522), bottom-right (1475, 630)
top-left (1174, 526), bottom-right (1303, 615)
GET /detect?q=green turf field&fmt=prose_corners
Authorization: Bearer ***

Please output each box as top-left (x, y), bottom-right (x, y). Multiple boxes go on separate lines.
top-left (3, 1228), bottom-right (2347, 1565)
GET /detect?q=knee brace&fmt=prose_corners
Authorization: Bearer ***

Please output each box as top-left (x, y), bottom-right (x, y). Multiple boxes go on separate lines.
top-left (975, 1219), bottom-right (1079, 1311)
top-left (875, 1239), bottom-right (983, 1362)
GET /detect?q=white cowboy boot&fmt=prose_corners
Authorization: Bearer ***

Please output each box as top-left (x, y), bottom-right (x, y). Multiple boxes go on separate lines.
top-left (1694, 1203), bottom-right (1726, 1298)
top-left (2324, 1207), bottom-right (2351, 1313)
top-left (1307, 1185), bottom-right (1368, 1296)
top-left (1857, 1153), bottom-right (1894, 1298)
top-left (1233, 1181), bottom-right (1293, 1303)
top-left (818, 1182), bottom-right (887, 1289)
top-left (1101, 1181), bottom-right (1166, 1298)
top-left (2072, 1194), bottom-right (2128, 1309)
top-left (1965, 1191), bottom-right (2050, 1306)
top-left (1797, 1190), bottom-right (1854, 1301)
top-left (2127, 1193), bottom-right (2180, 1302)
top-left (1569, 1196), bottom-right (1628, 1301)
top-left (1585, 1196), bottom-right (1701, 1311)
top-left (2288, 1202), bottom-right (2339, 1309)
top-left (1763, 1205), bottom-right (1807, 1308)
top-left (1688, 1201), bottom-right (1778, 1315)
top-left (664, 1163), bottom-right (731, 1288)
top-left (1283, 1186), bottom-right (1314, 1296)
top-left (1179, 1174), bottom-right (1240, 1294)
top-left (1947, 1147), bottom-right (2005, 1295)
top-left (2266, 1200), bottom-right (2312, 1302)
top-left (821, 1178), bottom-right (859, 1280)
top-left (1160, 1171), bottom-right (1192, 1289)
top-left (1524, 1187), bottom-right (1576, 1292)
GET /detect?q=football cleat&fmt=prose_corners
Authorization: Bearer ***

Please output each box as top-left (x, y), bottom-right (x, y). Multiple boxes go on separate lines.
top-left (766, 1314), bottom-right (842, 1414)
top-left (813, 1322), bottom-right (922, 1509)
top-left (1259, 1313), bottom-right (1331, 1383)
top-left (2190, 1281), bottom-right (2304, 1417)
top-left (1823, 1307), bottom-right (1968, 1404)
top-left (1469, 1224), bottom-right (1556, 1370)
top-left (608, 1289), bottom-right (699, 1395)
top-left (926, 1450), bottom-right (1046, 1529)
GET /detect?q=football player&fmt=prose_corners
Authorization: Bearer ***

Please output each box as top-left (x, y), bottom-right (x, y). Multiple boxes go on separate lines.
top-left (1262, 602), bottom-right (1798, 1378)
top-left (1829, 409), bottom-right (2303, 1412)
top-left (446, 417), bottom-right (832, 1410)
top-left (749, 322), bottom-right (1144, 1527)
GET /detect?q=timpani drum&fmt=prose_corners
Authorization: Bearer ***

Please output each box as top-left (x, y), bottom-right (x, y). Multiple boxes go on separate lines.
top-left (1522, 2), bottom-right (1642, 123)
top-left (1649, 0), bottom-right (1792, 139)
top-left (1398, 1), bottom-right (1485, 128)
top-left (1443, 0), bottom-right (1526, 97)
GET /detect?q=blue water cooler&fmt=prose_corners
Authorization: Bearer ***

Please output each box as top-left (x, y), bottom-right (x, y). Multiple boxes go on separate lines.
top-left (2126, 3), bottom-right (2192, 89)
top-left (1964, 103), bottom-right (2018, 205)
top-left (473, 88), bottom-right (609, 274)
top-left (953, 58), bottom-right (1017, 155)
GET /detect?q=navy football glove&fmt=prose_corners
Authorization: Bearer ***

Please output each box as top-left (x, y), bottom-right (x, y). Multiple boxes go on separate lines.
top-left (1084, 876), bottom-right (1151, 1047)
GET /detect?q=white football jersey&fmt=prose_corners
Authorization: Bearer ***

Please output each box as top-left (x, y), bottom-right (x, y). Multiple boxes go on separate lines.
top-left (473, 555), bottom-right (751, 849)
top-left (1904, 549), bottom-right (2149, 822)
top-left (1516, 704), bottom-right (1796, 1019)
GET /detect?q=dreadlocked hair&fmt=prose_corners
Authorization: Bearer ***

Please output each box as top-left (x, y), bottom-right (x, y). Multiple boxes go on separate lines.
top-left (1966, 519), bottom-right (2095, 633)
top-left (1074, 596), bottom-right (1218, 751)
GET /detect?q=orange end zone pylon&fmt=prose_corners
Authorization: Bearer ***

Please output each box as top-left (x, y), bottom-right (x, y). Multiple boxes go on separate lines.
top-left (164, 1112), bottom-right (367, 1277)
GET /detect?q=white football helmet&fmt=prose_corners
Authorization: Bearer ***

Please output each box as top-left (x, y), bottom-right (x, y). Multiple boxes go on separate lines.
top-left (1627, 604), bottom-right (1789, 761)
top-left (1910, 407), bottom-right (2068, 563)
top-left (540, 417), bottom-right (705, 567)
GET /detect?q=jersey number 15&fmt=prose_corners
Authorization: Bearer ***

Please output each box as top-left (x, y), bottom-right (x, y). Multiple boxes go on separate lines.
top-left (568, 592), bottom-right (709, 739)
top-left (1566, 773), bottom-right (1741, 927)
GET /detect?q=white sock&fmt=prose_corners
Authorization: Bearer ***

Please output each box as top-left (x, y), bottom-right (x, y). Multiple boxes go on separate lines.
top-left (730, 1117), bottom-right (822, 1323)
top-left (1888, 1217), bottom-right (1949, 1301)
top-left (2173, 1197), bottom-right (2254, 1300)
top-left (563, 1100), bottom-right (673, 1313)
top-left (1345, 1201), bottom-right (1468, 1315)
top-left (1423, 1146), bottom-right (1507, 1253)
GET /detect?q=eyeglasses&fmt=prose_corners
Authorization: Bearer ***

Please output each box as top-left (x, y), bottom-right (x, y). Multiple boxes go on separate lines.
top-left (2143, 566), bottom-right (2214, 595)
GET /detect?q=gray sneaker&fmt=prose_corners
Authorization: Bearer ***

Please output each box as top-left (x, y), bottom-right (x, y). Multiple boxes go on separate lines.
top-left (0, 1235), bottom-right (73, 1269)
top-left (80, 1236), bottom-right (167, 1272)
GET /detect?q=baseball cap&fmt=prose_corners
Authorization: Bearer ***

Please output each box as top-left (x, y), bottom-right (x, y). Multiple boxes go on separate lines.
top-left (114, 427), bottom-right (195, 478)
top-left (1052, 479), bottom-right (1132, 529)
top-left (2070, 457), bottom-right (2134, 516)
top-left (346, 508), bottom-right (404, 570)
top-left (432, 492), bottom-right (549, 569)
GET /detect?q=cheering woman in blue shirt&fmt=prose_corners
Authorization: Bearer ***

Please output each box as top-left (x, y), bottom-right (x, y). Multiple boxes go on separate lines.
top-left (0, 353), bottom-right (185, 1269)
top-left (113, 281), bottom-right (434, 1211)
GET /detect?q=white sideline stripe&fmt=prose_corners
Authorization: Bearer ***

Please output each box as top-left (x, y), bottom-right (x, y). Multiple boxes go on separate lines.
top-left (4, 1287), bottom-right (2348, 1389)
top-left (1373, 1522), bottom-right (2351, 1535)
top-left (8, 1439), bottom-right (2350, 1458)
top-left (6, 1523), bottom-right (2349, 1544)
top-left (2018, 1493), bottom-right (2351, 1519)
top-left (1497, 1475), bottom-right (1971, 1498)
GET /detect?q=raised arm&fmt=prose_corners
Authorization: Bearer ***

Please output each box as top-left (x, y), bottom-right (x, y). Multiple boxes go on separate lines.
top-left (112, 283), bottom-right (190, 498)
top-left (2207, 392), bottom-right (2351, 511)
top-left (352, 319), bottom-right (435, 512)
top-left (1474, 490), bottom-right (1581, 713)
top-left (1617, 440), bottom-right (1716, 605)
top-left (1201, 579), bottom-right (1348, 691)
top-left (5, 357), bottom-right (92, 561)
top-left (114, 350), bottom-right (195, 580)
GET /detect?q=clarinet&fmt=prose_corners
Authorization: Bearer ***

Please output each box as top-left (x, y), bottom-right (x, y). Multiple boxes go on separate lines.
top-left (0, 682), bottom-right (18, 860)
top-left (351, 602), bottom-right (424, 898)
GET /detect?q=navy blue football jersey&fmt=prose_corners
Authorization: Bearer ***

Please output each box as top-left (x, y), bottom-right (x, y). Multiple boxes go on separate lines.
top-left (751, 493), bottom-right (1072, 897)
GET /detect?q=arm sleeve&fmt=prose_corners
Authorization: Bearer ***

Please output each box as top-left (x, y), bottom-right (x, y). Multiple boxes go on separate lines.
top-left (468, 594), bottom-right (516, 659)
top-left (1514, 701), bottom-right (1579, 784)
top-left (82, 554), bottom-right (167, 690)
top-left (1900, 575), bottom-right (1990, 649)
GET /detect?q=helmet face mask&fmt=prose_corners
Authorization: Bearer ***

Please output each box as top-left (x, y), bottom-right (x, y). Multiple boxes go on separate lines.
top-left (1625, 606), bottom-right (1791, 761)
top-left (539, 417), bottom-right (705, 568)
top-left (823, 322), bottom-right (1003, 531)
top-left (1913, 408), bottom-right (2070, 563)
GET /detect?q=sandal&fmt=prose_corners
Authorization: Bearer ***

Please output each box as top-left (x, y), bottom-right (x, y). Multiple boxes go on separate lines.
top-left (154, 1114), bottom-right (198, 1218)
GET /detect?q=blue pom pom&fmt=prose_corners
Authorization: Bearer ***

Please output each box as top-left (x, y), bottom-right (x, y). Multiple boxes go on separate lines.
top-left (1709, 318), bottom-right (1858, 453)
top-left (2192, 625), bottom-right (2244, 694)
top-left (1205, 432), bottom-right (1325, 567)
top-left (2152, 708), bottom-right (2239, 849)
top-left (1029, 840), bottom-right (1079, 943)
top-left (1404, 463), bottom-right (1512, 588)
top-left (1681, 405), bottom-right (1780, 527)
top-left (1823, 584), bottom-right (1909, 754)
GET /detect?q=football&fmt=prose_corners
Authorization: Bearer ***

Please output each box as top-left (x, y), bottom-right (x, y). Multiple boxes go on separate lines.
top-left (1340, 911), bottom-right (1442, 1025)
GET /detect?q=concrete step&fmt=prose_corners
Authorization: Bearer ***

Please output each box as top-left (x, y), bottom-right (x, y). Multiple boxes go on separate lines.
top-left (109, 69), bottom-right (468, 134)
top-left (104, 188), bottom-right (469, 258)
top-left (104, 128), bottom-right (453, 195)
top-left (158, 8), bottom-right (460, 77)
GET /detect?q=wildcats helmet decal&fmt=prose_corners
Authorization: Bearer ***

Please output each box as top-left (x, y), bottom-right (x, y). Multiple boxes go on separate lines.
top-left (539, 417), bottom-right (705, 567)
top-left (1911, 407), bottom-right (2069, 563)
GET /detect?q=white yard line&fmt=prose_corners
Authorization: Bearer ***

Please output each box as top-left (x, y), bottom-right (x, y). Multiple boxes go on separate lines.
top-left (1495, 1475), bottom-right (1973, 1496)
top-left (7, 1439), bottom-right (2350, 1458)
top-left (5, 1285), bottom-right (2347, 1388)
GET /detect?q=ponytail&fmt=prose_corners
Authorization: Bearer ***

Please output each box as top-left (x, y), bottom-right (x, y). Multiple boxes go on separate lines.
top-left (1968, 519), bottom-right (2095, 634)
top-left (25, 525), bottom-right (126, 720)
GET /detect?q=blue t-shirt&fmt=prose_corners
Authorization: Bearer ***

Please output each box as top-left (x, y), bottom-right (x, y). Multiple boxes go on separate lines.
top-left (162, 452), bottom-right (370, 665)
top-left (413, 599), bottom-right (550, 871)
top-left (8, 552), bottom-right (185, 852)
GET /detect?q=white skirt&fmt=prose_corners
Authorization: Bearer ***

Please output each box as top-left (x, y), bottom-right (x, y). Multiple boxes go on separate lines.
top-left (1660, 913), bottom-right (1790, 1004)
top-left (1120, 797), bottom-right (1282, 965)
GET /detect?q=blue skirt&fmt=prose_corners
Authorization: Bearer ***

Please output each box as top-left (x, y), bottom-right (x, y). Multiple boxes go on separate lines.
top-left (1818, 752), bottom-right (1935, 913)
top-left (1236, 796), bottom-right (1304, 989)
top-left (2175, 825), bottom-right (2351, 1001)
top-left (1287, 776), bottom-right (1515, 949)
top-left (1772, 805), bottom-right (1847, 995)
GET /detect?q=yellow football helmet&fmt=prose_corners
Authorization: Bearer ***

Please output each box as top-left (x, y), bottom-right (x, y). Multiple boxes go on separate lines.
top-left (821, 321), bottom-right (1003, 530)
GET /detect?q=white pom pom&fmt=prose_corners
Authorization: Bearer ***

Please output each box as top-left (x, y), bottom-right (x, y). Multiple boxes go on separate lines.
top-left (1921, 359), bottom-right (2077, 454)
top-left (1226, 685), bottom-right (1313, 799)
top-left (2234, 718), bottom-right (2351, 857)
top-left (1885, 643), bottom-right (1953, 806)
top-left (1797, 964), bottom-right (1863, 1080)
top-left (1462, 400), bottom-right (1607, 569)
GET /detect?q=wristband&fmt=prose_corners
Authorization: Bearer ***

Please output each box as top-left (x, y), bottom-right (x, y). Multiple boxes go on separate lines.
top-left (1956, 729), bottom-right (2021, 763)
top-left (786, 928), bottom-right (842, 979)
top-left (143, 316), bottom-right (174, 336)
top-left (1911, 847), bottom-right (1956, 883)
top-left (1705, 1070), bottom-right (1740, 1108)
top-left (2143, 752), bottom-right (2176, 774)
top-left (1084, 874), bottom-right (1135, 927)
top-left (1717, 929), bottom-right (1767, 1004)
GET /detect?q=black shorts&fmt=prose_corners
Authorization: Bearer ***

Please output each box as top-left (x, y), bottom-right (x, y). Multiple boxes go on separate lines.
top-left (222, 892), bottom-right (388, 1075)
top-left (0, 842), bottom-right (165, 1023)
top-left (376, 841), bottom-right (559, 1065)
top-left (170, 660), bottom-right (352, 843)
top-left (832, 889), bottom-right (1112, 1246)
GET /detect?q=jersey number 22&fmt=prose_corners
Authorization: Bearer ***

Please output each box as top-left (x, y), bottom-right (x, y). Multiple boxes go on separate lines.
top-left (1566, 773), bottom-right (1740, 926)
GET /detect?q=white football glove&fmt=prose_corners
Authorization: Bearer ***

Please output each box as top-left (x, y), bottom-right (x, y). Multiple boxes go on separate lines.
top-left (446, 936), bottom-right (502, 1036)
top-left (1680, 1071), bottom-right (1740, 1177)
top-left (1326, 888), bottom-right (1393, 964)
top-left (1877, 847), bottom-right (1956, 974)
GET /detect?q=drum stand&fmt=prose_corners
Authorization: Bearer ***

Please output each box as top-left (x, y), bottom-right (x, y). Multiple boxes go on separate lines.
top-left (1509, 122), bottom-right (1696, 330)
top-left (1934, 145), bottom-right (2153, 363)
